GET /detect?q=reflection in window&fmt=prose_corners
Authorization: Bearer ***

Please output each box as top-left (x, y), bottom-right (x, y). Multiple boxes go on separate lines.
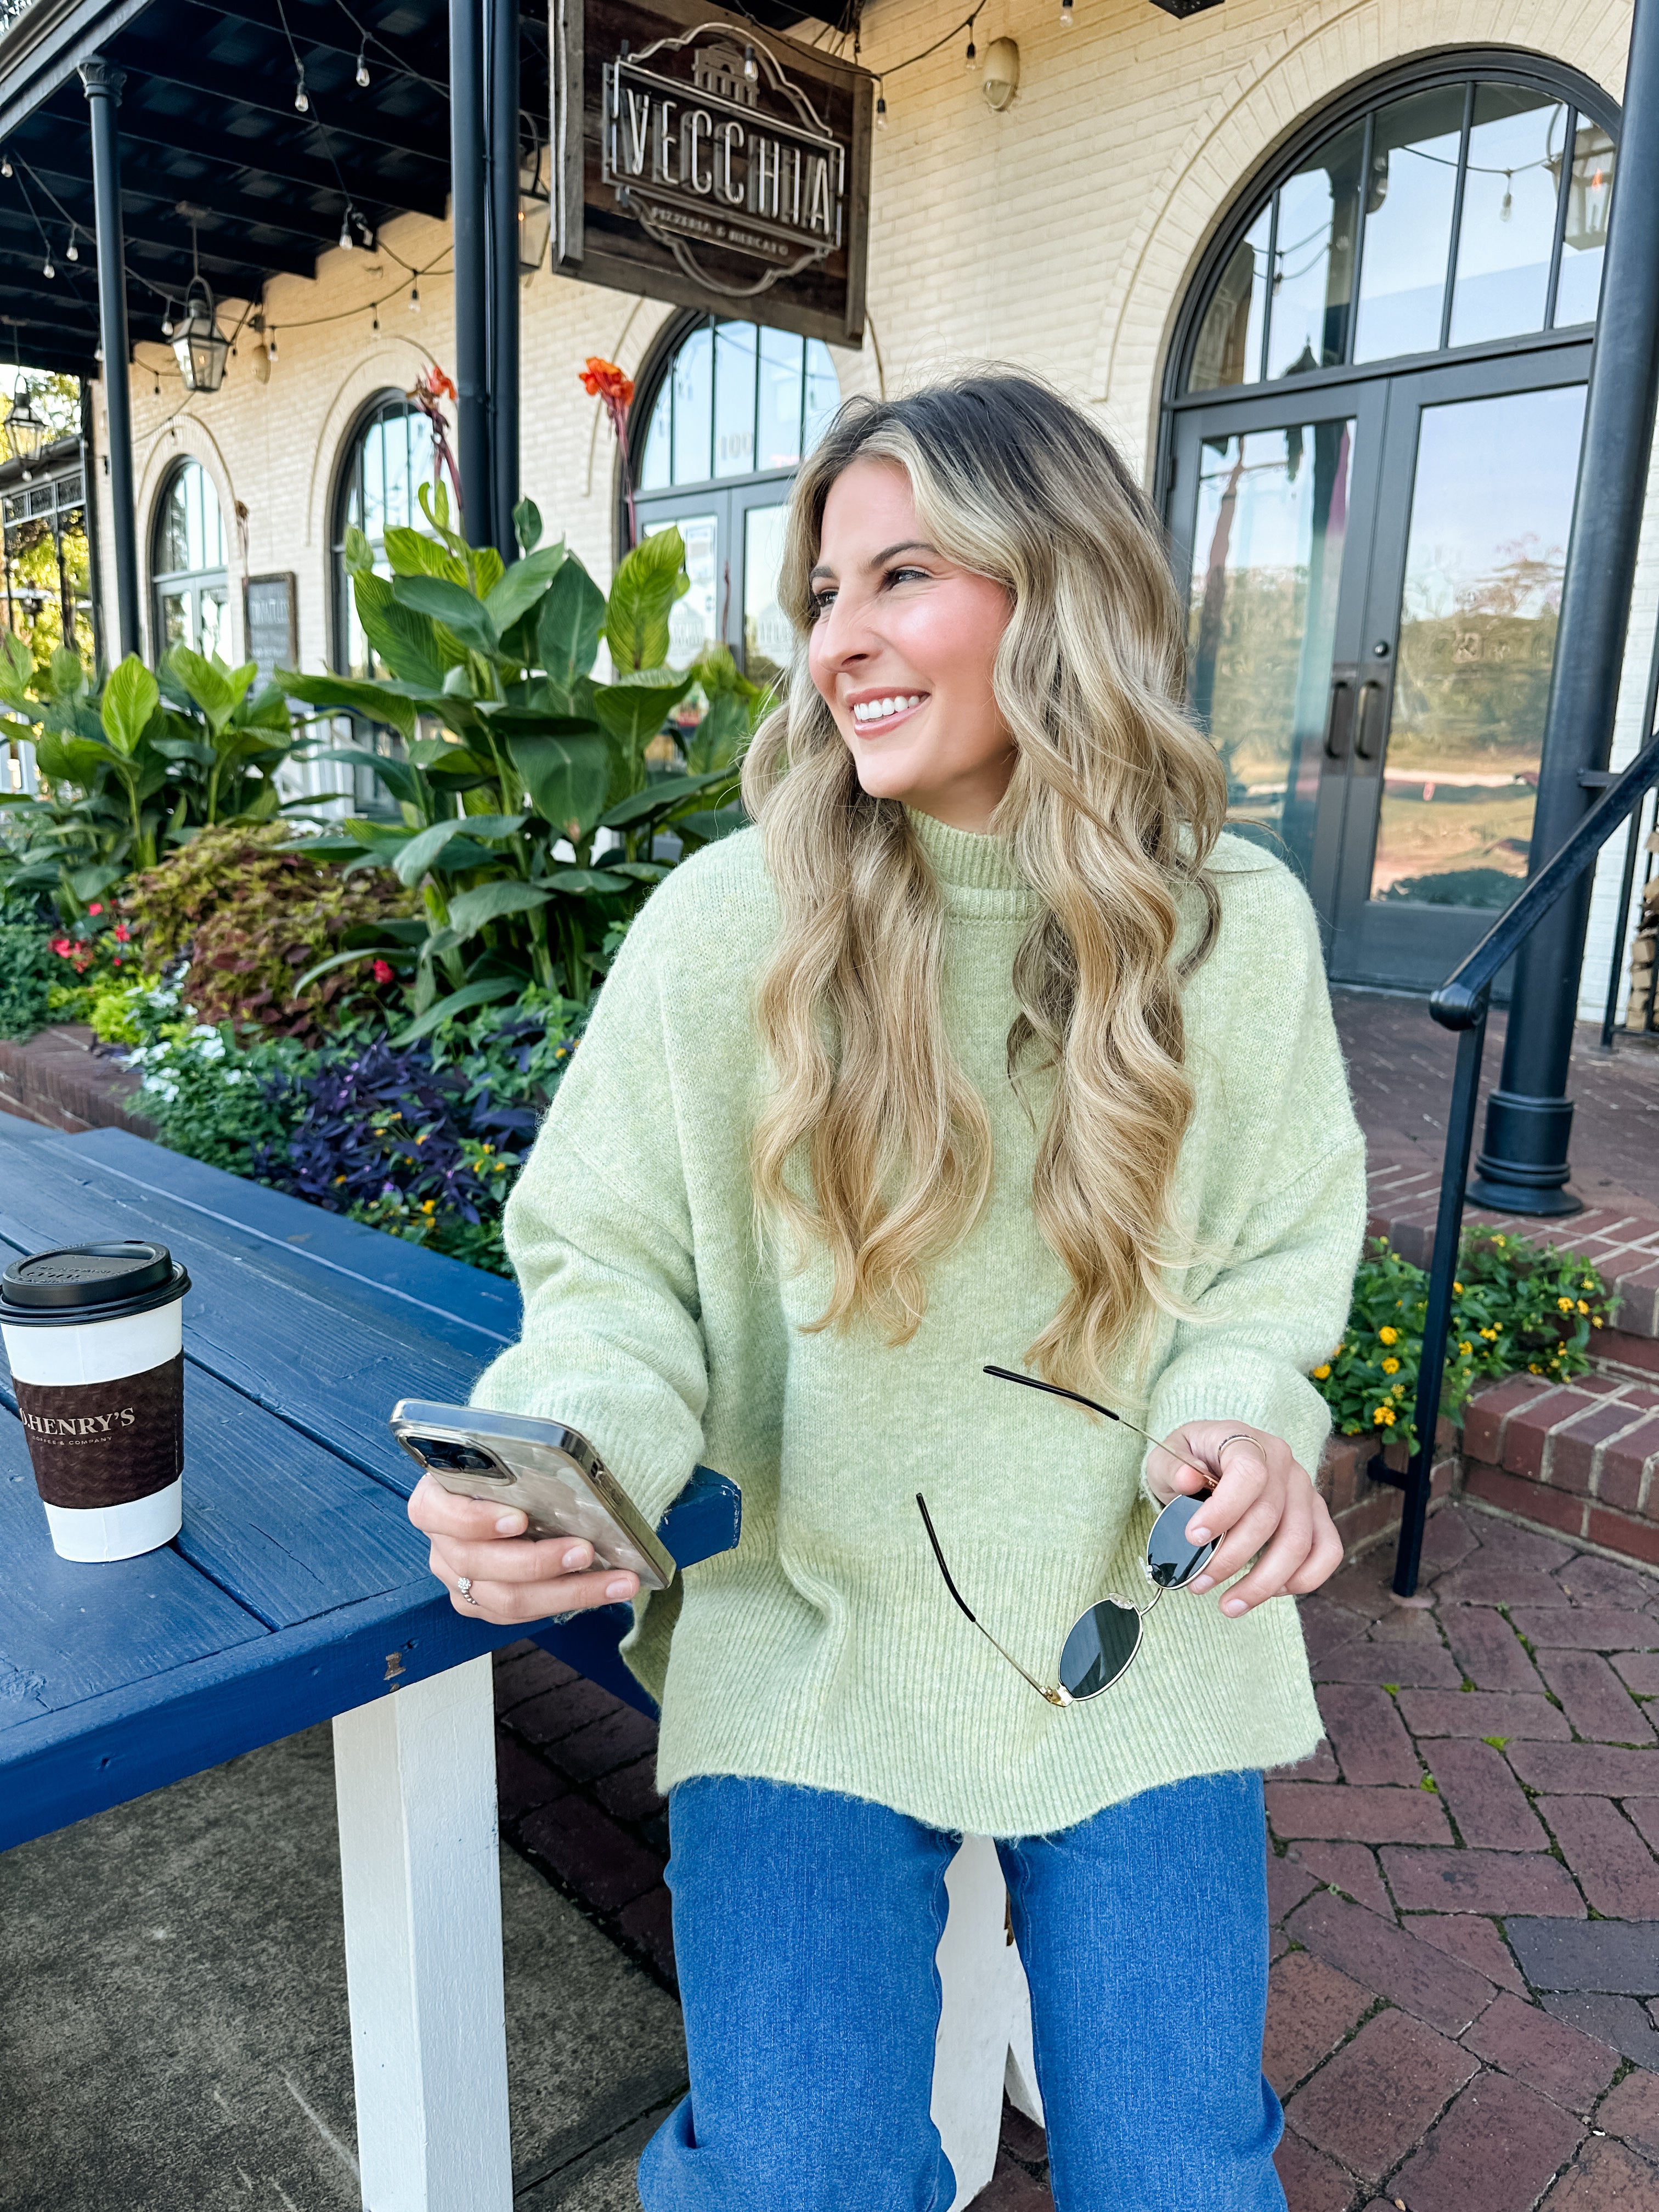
top-left (151, 459), bottom-right (228, 658)
top-left (645, 513), bottom-right (720, 667)
top-left (744, 505), bottom-right (792, 692)
top-left (332, 396), bottom-right (433, 813)
top-left (1187, 419), bottom-right (1353, 882)
top-left (1370, 384), bottom-right (1585, 912)
top-left (1449, 86), bottom-right (1568, 348)
top-left (1353, 86), bottom-right (1464, 362)
top-left (635, 318), bottom-right (840, 488)
top-left (1185, 73), bottom-right (1613, 392)
top-left (1265, 123), bottom-right (1363, 379)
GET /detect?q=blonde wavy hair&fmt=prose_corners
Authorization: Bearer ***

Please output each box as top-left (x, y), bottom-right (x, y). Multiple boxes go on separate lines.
top-left (741, 372), bottom-right (1228, 1391)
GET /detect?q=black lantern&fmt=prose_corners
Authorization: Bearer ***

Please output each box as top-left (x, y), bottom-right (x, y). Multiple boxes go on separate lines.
top-left (6, 380), bottom-right (47, 466)
top-left (518, 157), bottom-right (551, 275)
top-left (173, 274), bottom-right (229, 394)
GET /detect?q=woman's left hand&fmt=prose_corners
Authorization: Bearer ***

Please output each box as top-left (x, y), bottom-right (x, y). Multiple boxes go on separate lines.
top-left (1147, 1420), bottom-right (1343, 1617)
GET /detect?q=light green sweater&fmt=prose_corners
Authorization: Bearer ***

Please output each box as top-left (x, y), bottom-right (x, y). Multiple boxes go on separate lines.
top-left (472, 810), bottom-right (1368, 1837)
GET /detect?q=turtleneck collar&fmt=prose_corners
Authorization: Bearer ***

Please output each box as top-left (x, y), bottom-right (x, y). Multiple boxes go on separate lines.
top-left (904, 806), bottom-right (1037, 914)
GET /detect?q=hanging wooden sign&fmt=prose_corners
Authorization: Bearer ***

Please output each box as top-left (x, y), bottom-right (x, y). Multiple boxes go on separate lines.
top-left (552, 0), bottom-right (871, 345)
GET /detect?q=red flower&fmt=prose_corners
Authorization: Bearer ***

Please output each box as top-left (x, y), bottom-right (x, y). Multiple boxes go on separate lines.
top-left (50, 936), bottom-right (72, 956)
top-left (579, 357), bottom-right (634, 408)
top-left (87, 902), bottom-right (103, 916)
top-left (113, 922), bottom-right (131, 943)
top-left (413, 365), bottom-right (457, 406)
top-left (372, 959), bottom-right (394, 985)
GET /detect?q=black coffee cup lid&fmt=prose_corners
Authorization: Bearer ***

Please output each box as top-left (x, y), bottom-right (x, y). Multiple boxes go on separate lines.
top-left (0, 1242), bottom-right (190, 1324)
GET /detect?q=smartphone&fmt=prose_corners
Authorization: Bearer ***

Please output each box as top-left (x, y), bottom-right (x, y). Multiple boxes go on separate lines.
top-left (389, 1401), bottom-right (676, 1592)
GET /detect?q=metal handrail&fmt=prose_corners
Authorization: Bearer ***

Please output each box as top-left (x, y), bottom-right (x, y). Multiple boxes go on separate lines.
top-left (1380, 727), bottom-right (1659, 1596)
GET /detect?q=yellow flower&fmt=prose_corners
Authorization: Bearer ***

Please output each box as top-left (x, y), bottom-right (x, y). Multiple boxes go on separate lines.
top-left (1382, 1356), bottom-right (1401, 1374)
top-left (1373, 1406), bottom-right (1396, 1426)
top-left (1529, 1363), bottom-right (1543, 1374)
top-left (1393, 1384), bottom-right (1406, 1397)
top-left (1593, 1316), bottom-right (1605, 1327)
top-left (1577, 1300), bottom-right (1589, 1314)
top-left (1558, 1296), bottom-right (1573, 1313)
top-left (1481, 1327), bottom-right (1499, 1340)
top-left (420, 1198), bottom-right (437, 1214)
top-left (335, 1173), bottom-right (347, 1185)
top-left (1459, 1341), bottom-right (1473, 1356)
top-left (1313, 1364), bottom-right (1331, 1380)
top-left (1495, 1235), bottom-right (1506, 1245)
top-left (1454, 1282), bottom-right (1465, 1294)
top-left (1379, 1326), bottom-right (1399, 1346)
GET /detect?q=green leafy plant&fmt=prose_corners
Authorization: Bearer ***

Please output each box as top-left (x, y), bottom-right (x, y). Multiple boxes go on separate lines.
top-left (123, 822), bottom-right (419, 1043)
top-left (1313, 1231), bottom-right (1613, 1453)
top-left (0, 639), bottom-right (309, 926)
top-left (0, 919), bottom-right (58, 1039)
top-left (279, 490), bottom-right (767, 1034)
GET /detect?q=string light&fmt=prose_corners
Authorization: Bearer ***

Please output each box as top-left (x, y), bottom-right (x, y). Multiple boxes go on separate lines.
top-left (742, 42), bottom-right (758, 80)
top-left (161, 302), bottom-right (175, 336)
top-left (409, 283), bottom-right (420, 312)
top-left (371, 304), bottom-right (380, 333)
top-left (339, 214), bottom-right (353, 249)
top-left (1500, 170), bottom-right (1513, 222)
top-left (294, 67), bottom-right (309, 111)
top-left (41, 252), bottom-right (53, 279)
top-left (875, 91), bottom-right (887, 129)
top-left (1060, 0), bottom-right (1074, 25)
top-left (66, 235), bottom-right (78, 261)
top-left (355, 43), bottom-right (370, 87)
top-left (267, 327), bottom-right (278, 362)
top-left (964, 32), bottom-right (977, 67)
top-left (0, 154), bottom-right (11, 179)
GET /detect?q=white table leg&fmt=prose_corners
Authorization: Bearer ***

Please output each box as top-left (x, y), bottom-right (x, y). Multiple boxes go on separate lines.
top-left (333, 1654), bottom-right (512, 2212)
top-left (931, 1836), bottom-right (1045, 2209)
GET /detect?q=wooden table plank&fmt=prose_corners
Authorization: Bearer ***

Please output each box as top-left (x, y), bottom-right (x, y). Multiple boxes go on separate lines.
top-left (0, 1134), bottom-right (477, 1499)
top-left (47, 1121), bottom-right (521, 1351)
top-left (0, 1413), bottom-right (265, 1720)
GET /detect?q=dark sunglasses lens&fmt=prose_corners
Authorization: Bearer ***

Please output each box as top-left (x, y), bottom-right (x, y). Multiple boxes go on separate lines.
top-left (1058, 1600), bottom-right (1141, 1701)
top-left (1148, 1493), bottom-right (1217, 1589)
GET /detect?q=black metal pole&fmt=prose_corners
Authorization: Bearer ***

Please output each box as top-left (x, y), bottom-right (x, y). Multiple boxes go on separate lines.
top-left (1392, 1014), bottom-right (1486, 1596)
top-left (1470, 0), bottom-right (1659, 1214)
top-left (78, 59), bottom-right (139, 660)
top-left (487, 0), bottom-right (520, 563)
top-left (450, 0), bottom-right (492, 548)
top-left (77, 382), bottom-right (105, 674)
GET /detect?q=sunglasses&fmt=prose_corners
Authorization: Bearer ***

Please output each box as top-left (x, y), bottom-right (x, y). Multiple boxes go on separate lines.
top-left (915, 1364), bottom-right (1220, 1708)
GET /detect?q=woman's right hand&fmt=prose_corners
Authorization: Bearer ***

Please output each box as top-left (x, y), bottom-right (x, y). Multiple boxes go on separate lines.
top-left (408, 1471), bottom-right (641, 1626)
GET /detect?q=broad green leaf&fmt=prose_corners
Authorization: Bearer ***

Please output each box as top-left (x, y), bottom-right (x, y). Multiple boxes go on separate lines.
top-left (0, 630), bottom-right (32, 703)
top-left (538, 560), bottom-right (608, 687)
top-left (541, 867), bottom-right (630, 894)
top-left (686, 687), bottom-right (755, 774)
top-left (601, 767), bottom-right (738, 831)
top-left (342, 524), bottom-right (375, 576)
top-left (407, 735), bottom-right (468, 769)
top-left (607, 860), bottom-right (671, 882)
top-left (675, 802), bottom-right (747, 845)
top-left (392, 819), bottom-right (472, 884)
top-left (445, 879), bottom-right (552, 936)
top-left (49, 646), bottom-right (86, 703)
top-left (483, 544), bottom-right (568, 639)
top-left (514, 497), bottom-right (543, 555)
top-left (394, 574), bottom-right (499, 658)
top-left (605, 527), bottom-right (688, 674)
top-left (279, 672), bottom-right (419, 742)
top-left (152, 736), bottom-right (217, 769)
top-left (444, 812), bottom-right (526, 839)
top-left (69, 861), bottom-right (125, 901)
top-left (166, 647), bottom-right (256, 735)
top-left (302, 745), bottom-right (421, 806)
top-left (236, 681), bottom-right (293, 732)
top-left (592, 672), bottom-right (694, 765)
top-left (383, 527), bottom-right (465, 582)
top-left (510, 732), bottom-right (611, 840)
top-left (290, 944), bottom-right (404, 994)
top-left (36, 730), bottom-right (115, 785)
top-left (100, 656), bottom-right (160, 757)
top-left (473, 546), bottom-right (506, 597)
top-left (356, 572), bottom-right (460, 689)
top-left (391, 974), bottom-right (521, 1045)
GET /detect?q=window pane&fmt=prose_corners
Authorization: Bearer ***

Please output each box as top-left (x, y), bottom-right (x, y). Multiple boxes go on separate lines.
top-left (758, 328), bottom-right (805, 469)
top-left (714, 323), bottom-right (758, 478)
top-left (383, 411), bottom-right (413, 533)
top-left (159, 477), bottom-right (189, 574)
top-left (1370, 383), bottom-right (1585, 911)
top-left (1449, 85), bottom-right (1565, 348)
top-left (646, 513), bottom-right (720, 664)
top-left (743, 503), bottom-right (792, 690)
top-left (1353, 86), bottom-right (1465, 363)
top-left (362, 421), bottom-right (388, 543)
top-left (672, 327), bottom-right (714, 484)
top-left (1189, 205), bottom-right (1270, 392)
top-left (1187, 420), bottom-right (1353, 884)
top-left (160, 590), bottom-right (190, 650)
top-left (1554, 121), bottom-right (1614, 326)
top-left (1266, 121), bottom-right (1364, 379)
top-left (200, 589), bottom-right (229, 663)
top-left (804, 340), bottom-right (840, 452)
top-left (638, 380), bottom-right (672, 490)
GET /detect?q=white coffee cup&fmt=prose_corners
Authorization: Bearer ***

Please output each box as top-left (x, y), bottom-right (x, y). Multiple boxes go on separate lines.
top-left (1, 1242), bottom-right (191, 1562)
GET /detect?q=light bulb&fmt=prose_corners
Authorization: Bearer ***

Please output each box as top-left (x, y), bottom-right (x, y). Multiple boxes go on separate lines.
top-left (409, 284), bottom-right (420, 312)
top-left (743, 42), bottom-right (758, 80)
top-left (295, 74), bottom-right (309, 112)
top-left (161, 308), bottom-right (174, 336)
top-left (1, 155), bottom-right (11, 178)
top-left (268, 330), bottom-right (278, 361)
top-left (1500, 173), bottom-right (1513, 222)
top-left (1059, 0), bottom-right (1074, 25)
top-left (340, 218), bottom-right (353, 250)
top-left (964, 36), bottom-right (977, 67)
top-left (371, 308), bottom-right (380, 333)
top-left (42, 257), bottom-right (53, 279)
top-left (66, 238), bottom-right (78, 261)
top-left (875, 93), bottom-right (887, 129)
top-left (356, 50), bottom-right (370, 86)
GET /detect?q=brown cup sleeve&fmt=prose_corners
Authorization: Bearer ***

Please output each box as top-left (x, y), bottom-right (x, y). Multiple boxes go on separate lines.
top-left (15, 1350), bottom-right (185, 1510)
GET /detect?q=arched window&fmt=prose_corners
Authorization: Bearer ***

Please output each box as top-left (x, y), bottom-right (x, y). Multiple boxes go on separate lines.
top-left (331, 394), bottom-right (432, 812)
top-left (1162, 55), bottom-right (1617, 995)
top-left (631, 315), bottom-right (840, 689)
top-left (151, 459), bottom-right (228, 659)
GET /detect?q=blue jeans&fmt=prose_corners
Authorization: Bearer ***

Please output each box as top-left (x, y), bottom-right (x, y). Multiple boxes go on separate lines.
top-left (637, 1769), bottom-right (1284, 2212)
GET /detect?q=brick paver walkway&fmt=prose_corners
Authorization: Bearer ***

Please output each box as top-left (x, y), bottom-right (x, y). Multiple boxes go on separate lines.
top-left (495, 1496), bottom-right (1659, 2208)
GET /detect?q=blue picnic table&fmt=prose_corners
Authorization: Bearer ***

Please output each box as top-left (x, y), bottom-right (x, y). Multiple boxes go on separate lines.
top-left (0, 1105), bottom-right (737, 2212)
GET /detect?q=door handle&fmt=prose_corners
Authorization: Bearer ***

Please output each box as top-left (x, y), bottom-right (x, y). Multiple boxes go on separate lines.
top-left (1323, 665), bottom-right (1357, 760)
top-left (1354, 678), bottom-right (1385, 762)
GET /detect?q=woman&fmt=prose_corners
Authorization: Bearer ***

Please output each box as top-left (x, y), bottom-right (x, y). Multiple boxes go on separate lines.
top-left (410, 373), bottom-right (1367, 2210)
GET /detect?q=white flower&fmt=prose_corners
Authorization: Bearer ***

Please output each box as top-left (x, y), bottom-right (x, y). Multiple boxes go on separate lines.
top-left (223, 1069), bottom-right (247, 1086)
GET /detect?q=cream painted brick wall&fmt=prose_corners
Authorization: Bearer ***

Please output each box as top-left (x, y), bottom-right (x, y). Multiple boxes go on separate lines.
top-left (82, 0), bottom-right (1650, 1006)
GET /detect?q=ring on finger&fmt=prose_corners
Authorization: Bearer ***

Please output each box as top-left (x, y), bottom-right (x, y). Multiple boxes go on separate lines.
top-left (457, 1575), bottom-right (481, 1607)
top-left (1215, 1431), bottom-right (1264, 1459)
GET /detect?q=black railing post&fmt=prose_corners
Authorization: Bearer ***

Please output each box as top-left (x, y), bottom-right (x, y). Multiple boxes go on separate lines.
top-left (450, 0), bottom-right (492, 545)
top-left (79, 59), bottom-right (139, 660)
top-left (1470, 0), bottom-right (1659, 1214)
top-left (486, 0), bottom-right (520, 564)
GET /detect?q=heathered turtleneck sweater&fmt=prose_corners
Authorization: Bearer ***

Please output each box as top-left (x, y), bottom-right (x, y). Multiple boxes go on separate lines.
top-left (471, 810), bottom-right (1368, 1837)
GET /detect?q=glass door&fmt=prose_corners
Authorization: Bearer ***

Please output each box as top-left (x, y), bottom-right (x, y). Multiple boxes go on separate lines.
top-left (1325, 348), bottom-right (1590, 986)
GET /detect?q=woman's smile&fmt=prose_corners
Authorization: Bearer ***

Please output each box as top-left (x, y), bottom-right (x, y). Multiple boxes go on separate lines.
top-left (844, 686), bottom-right (930, 736)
